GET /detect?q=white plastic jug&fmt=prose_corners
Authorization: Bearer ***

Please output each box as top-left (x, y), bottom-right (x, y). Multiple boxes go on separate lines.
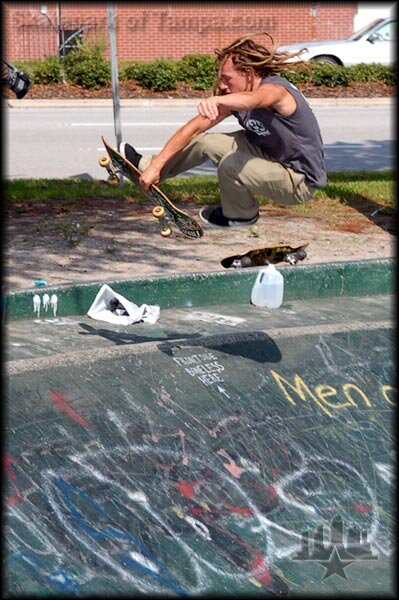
top-left (251, 264), bottom-right (284, 308)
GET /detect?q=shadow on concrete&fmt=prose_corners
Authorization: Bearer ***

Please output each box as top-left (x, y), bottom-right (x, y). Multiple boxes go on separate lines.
top-left (71, 172), bottom-right (95, 181)
top-left (78, 322), bottom-right (203, 346)
top-left (158, 331), bottom-right (282, 364)
top-left (78, 323), bottom-right (283, 364)
top-left (180, 140), bottom-right (394, 178)
top-left (324, 139), bottom-right (394, 173)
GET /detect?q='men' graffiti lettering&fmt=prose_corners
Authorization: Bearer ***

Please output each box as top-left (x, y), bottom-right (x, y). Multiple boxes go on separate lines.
top-left (270, 370), bottom-right (395, 417)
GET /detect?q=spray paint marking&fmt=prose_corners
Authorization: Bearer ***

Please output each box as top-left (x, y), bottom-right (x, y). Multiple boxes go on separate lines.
top-left (208, 415), bottom-right (239, 438)
top-left (33, 294), bottom-right (41, 317)
top-left (43, 294), bottom-right (50, 312)
top-left (178, 430), bottom-right (189, 465)
top-left (176, 469), bottom-right (213, 499)
top-left (251, 551), bottom-right (272, 586)
top-left (4, 453), bottom-right (24, 506)
top-left (55, 477), bottom-right (188, 596)
top-left (177, 476), bottom-right (206, 499)
top-left (50, 294), bottom-right (58, 317)
top-left (8, 550), bottom-right (80, 594)
top-left (353, 502), bottom-right (372, 514)
top-left (50, 391), bottom-right (95, 429)
top-left (217, 449), bottom-right (246, 479)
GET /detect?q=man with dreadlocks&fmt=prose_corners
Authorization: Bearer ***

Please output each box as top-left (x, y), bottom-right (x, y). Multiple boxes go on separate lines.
top-left (120, 33), bottom-right (327, 228)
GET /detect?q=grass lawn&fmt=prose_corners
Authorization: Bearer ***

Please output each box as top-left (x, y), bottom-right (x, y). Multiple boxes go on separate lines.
top-left (4, 171), bottom-right (394, 213)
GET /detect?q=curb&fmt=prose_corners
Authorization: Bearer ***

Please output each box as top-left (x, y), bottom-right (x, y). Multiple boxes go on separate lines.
top-left (4, 97), bottom-right (394, 109)
top-left (3, 258), bottom-right (394, 321)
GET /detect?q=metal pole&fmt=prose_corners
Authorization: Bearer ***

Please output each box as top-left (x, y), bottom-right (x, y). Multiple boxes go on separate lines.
top-left (107, 3), bottom-right (122, 149)
top-left (310, 3), bottom-right (318, 40)
top-left (57, 2), bottom-right (61, 56)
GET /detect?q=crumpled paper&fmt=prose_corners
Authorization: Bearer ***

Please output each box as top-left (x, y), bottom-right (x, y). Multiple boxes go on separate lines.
top-left (87, 284), bottom-right (160, 325)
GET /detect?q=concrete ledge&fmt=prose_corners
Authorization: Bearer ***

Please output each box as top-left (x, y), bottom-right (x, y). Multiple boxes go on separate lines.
top-left (3, 258), bottom-right (394, 321)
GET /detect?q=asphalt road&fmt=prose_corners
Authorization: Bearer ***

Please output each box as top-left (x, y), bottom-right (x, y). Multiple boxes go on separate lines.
top-left (4, 101), bottom-right (394, 179)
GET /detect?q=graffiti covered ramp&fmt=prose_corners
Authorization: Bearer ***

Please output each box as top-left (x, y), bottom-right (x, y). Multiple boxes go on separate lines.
top-left (5, 293), bottom-right (395, 596)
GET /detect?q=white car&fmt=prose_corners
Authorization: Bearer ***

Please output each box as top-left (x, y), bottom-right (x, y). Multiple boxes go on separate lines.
top-left (277, 17), bottom-right (396, 66)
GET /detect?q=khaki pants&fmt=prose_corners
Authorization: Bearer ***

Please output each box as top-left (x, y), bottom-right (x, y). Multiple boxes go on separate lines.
top-left (139, 130), bottom-right (315, 220)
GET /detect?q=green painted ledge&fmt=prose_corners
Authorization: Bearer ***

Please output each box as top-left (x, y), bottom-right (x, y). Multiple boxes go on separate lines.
top-left (3, 258), bottom-right (395, 321)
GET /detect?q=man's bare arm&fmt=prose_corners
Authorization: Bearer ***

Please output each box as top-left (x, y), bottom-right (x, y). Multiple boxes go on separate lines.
top-left (198, 84), bottom-right (296, 119)
top-left (140, 110), bottom-right (229, 189)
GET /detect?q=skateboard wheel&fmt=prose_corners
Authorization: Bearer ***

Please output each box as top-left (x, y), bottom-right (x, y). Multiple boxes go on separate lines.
top-left (99, 155), bottom-right (111, 168)
top-left (152, 206), bottom-right (166, 219)
top-left (160, 226), bottom-right (173, 238)
top-left (107, 174), bottom-right (120, 187)
top-left (240, 256), bottom-right (252, 268)
top-left (296, 248), bottom-right (307, 260)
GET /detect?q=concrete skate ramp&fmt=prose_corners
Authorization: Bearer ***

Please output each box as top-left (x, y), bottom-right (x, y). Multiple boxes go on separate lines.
top-left (5, 291), bottom-right (395, 596)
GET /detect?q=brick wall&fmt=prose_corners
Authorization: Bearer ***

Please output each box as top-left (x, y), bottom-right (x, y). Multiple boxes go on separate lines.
top-left (4, 2), bottom-right (358, 62)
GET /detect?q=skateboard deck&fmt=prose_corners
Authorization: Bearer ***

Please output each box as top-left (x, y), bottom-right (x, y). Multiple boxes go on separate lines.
top-left (99, 137), bottom-right (203, 239)
top-left (221, 243), bottom-right (309, 268)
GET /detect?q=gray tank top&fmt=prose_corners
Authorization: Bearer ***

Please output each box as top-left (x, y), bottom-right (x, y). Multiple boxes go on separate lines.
top-left (232, 75), bottom-right (327, 188)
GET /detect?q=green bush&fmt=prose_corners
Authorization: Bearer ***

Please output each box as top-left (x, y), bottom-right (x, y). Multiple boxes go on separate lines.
top-left (11, 53), bottom-right (395, 91)
top-left (119, 60), bottom-right (141, 81)
top-left (284, 61), bottom-right (394, 87)
top-left (62, 39), bottom-right (111, 88)
top-left (346, 63), bottom-right (396, 85)
top-left (134, 59), bottom-right (178, 91)
top-left (381, 65), bottom-right (396, 85)
top-left (8, 58), bottom-right (64, 86)
top-left (308, 63), bottom-right (351, 87)
top-left (281, 64), bottom-right (313, 85)
top-left (31, 56), bottom-right (65, 84)
top-left (12, 60), bottom-right (37, 82)
top-left (176, 54), bottom-right (217, 90)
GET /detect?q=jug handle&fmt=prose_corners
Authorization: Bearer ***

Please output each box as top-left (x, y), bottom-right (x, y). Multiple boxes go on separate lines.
top-left (255, 270), bottom-right (265, 284)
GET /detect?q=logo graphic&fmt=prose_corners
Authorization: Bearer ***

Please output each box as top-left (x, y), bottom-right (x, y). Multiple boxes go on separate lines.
top-left (292, 516), bottom-right (378, 580)
top-left (246, 119), bottom-right (271, 137)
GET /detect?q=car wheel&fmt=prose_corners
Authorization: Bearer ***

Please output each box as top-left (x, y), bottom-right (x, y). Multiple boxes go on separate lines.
top-left (311, 55), bottom-right (341, 65)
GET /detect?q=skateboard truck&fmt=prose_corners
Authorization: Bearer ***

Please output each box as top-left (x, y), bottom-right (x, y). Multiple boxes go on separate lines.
top-left (99, 154), bottom-right (120, 186)
top-left (151, 205), bottom-right (173, 237)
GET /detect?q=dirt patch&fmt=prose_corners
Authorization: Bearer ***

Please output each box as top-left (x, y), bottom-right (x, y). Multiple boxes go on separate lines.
top-left (4, 195), bottom-right (395, 292)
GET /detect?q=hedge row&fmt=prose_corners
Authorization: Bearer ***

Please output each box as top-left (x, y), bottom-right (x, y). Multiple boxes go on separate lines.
top-left (15, 41), bottom-right (396, 91)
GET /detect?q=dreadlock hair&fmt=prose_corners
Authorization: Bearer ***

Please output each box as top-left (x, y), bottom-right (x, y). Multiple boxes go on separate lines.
top-left (213, 32), bottom-right (306, 95)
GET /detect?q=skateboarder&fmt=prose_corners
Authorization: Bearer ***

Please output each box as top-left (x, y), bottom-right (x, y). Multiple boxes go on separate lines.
top-left (120, 32), bottom-right (327, 228)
